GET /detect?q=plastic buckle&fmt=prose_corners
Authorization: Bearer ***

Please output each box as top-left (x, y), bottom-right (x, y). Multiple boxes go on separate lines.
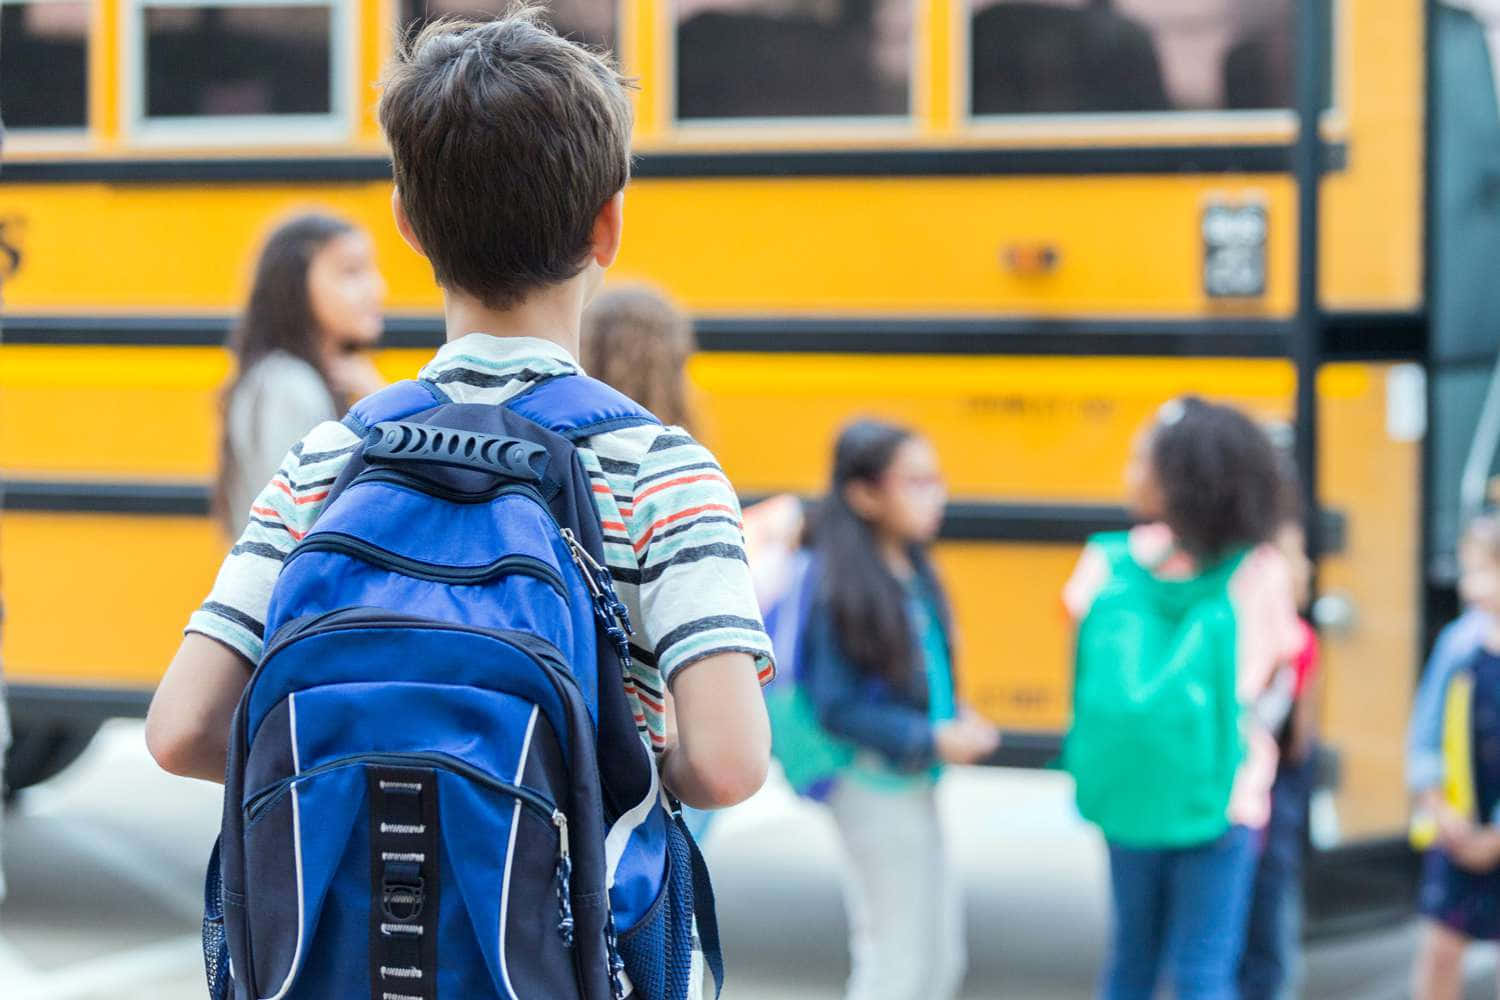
top-left (382, 874), bottom-right (425, 922)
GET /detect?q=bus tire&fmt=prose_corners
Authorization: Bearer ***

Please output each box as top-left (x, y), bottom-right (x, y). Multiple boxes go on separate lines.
top-left (3, 717), bottom-right (101, 800)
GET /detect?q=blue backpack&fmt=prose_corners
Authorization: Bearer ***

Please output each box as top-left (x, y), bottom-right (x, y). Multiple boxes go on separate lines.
top-left (203, 374), bottom-right (722, 1000)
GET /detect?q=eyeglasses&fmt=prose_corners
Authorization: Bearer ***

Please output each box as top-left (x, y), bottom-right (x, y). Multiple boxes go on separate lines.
top-left (886, 472), bottom-right (946, 496)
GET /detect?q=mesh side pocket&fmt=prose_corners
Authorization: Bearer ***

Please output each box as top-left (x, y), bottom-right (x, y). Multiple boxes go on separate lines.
top-left (616, 820), bottom-right (696, 1000)
top-left (203, 840), bottom-right (231, 1000)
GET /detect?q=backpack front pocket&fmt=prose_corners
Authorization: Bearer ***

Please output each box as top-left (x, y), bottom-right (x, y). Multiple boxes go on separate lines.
top-left (240, 750), bottom-right (578, 1000)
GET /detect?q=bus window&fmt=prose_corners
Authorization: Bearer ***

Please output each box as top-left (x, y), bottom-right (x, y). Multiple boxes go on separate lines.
top-left (0, 0), bottom-right (89, 129)
top-left (969, 0), bottom-right (1295, 117)
top-left (399, 0), bottom-right (616, 53)
top-left (141, 3), bottom-right (333, 119)
top-left (675, 0), bottom-right (911, 120)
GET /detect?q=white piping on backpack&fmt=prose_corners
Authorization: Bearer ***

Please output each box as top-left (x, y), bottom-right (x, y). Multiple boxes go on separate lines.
top-left (498, 706), bottom-right (540, 1000)
top-left (603, 750), bottom-right (660, 891)
top-left (259, 693), bottom-right (307, 1000)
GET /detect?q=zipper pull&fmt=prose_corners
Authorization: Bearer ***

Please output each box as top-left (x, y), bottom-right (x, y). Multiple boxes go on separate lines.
top-left (560, 529), bottom-right (606, 600)
top-left (561, 527), bottom-right (637, 661)
top-left (552, 808), bottom-right (570, 861)
top-left (552, 809), bottom-right (575, 948)
top-left (561, 527), bottom-right (609, 576)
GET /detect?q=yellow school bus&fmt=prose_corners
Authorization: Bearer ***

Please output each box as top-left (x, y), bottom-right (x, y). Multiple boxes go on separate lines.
top-left (0, 0), bottom-right (1458, 915)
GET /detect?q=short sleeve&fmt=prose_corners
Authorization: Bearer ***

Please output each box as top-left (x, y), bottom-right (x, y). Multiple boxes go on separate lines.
top-left (624, 428), bottom-right (775, 687)
top-left (1062, 543), bottom-right (1109, 622)
top-left (185, 419), bottom-right (359, 663)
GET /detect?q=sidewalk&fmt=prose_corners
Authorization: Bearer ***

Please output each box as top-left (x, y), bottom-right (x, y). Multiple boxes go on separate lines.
top-left (0, 721), bottom-right (1493, 999)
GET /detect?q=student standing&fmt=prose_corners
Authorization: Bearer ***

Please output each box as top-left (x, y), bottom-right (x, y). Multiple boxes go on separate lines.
top-left (1410, 514), bottom-right (1500, 1000)
top-left (1064, 397), bottom-right (1302, 1000)
top-left (147, 6), bottom-right (772, 819)
top-left (215, 213), bottom-right (387, 533)
top-left (800, 420), bottom-right (1000, 1000)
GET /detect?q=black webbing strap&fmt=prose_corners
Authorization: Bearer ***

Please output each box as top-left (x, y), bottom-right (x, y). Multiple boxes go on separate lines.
top-left (368, 767), bottom-right (440, 1000)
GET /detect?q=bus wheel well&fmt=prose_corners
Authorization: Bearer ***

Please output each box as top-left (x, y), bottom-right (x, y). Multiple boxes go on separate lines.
top-left (4, 716), bottom-right (102, 801)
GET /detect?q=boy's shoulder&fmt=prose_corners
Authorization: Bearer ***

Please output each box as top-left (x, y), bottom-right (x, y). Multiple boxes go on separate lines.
top-left (582, 421), bottom-right (721, 473)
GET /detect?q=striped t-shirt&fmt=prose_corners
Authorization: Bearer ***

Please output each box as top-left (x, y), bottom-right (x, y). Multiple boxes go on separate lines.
top-left (187, 334), bottom-right (775, 752)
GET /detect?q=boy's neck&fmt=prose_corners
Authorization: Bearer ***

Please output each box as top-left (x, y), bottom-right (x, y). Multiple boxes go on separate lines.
top-left (441, 279), bottom-right (591, 360)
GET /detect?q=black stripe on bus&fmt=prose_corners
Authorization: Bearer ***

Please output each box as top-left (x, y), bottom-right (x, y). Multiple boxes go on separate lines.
top-left (7, 682), bottom-right (155, 721)
top-left (0, 143), bottom-right (1348, 185)
top-left (1, 313), bottom-right (1289, 356)
top-left (695, 317), bottom-right (1292, 357)
top-left (2, 480), bottom-right (211, 516)
top-left (1, 479), bottom-right (1130, 543)
top-left (2, 312), bottom-right (1424, 359)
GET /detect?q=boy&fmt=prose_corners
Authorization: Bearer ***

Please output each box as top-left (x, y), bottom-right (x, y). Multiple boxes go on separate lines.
top-left (146, 8), bottom-right (773, 816)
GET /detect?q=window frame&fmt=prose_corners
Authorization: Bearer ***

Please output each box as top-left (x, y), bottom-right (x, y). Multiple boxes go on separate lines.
top-left (394, 0), bottom-right (623, 57)
top-left (956, 0), bottom-right (1348, 141)
top-left (0, 0), bottom-right (94, 146)
top-left (664, 0), bottom-right (922, 139)
top-left (123, 0), bottom-right (354, 146)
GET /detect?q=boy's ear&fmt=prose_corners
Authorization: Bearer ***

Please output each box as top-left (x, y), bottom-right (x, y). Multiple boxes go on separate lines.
top-left (590, 190), bottom-right (625, 269)
top-left (391, 188), bottom-right (426, 258)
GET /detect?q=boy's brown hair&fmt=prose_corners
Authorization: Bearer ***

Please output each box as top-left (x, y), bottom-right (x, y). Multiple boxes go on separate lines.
top-left (378, 6), bottom-right (634, 308)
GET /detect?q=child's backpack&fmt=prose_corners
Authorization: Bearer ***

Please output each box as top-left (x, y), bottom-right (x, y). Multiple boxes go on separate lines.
top-left (1062, 531), bottom-right (1248, 849)
top-left (1410, 665), bottom-right (1478, 850)
top-left (761, 552), bottom-right (853, 800)
top-left (203, 375), bottom-right (721, 1000)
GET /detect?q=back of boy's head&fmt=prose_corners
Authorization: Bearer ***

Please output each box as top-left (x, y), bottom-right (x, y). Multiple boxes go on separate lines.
top-left (1150, 396), bottom-right (1280, 561)
top-left (379, 6), bottom-right (634, 308)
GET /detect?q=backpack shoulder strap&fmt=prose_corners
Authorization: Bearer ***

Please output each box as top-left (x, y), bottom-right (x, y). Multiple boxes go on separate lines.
top-left (506, 373), bottom-right (660, 441)
top-left (341, 379), bottom-right (447, 437)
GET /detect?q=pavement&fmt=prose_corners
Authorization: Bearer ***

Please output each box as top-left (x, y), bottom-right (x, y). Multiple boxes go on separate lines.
top-left (0, 720), bottom-right (1491, 1000)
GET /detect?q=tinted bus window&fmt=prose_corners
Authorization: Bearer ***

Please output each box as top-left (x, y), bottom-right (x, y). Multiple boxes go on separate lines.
top-left (969, 0), bottom-right (1296, 116)
top-left (400, 0), bottom-right (616, 53)
top-left (143, 4), bottom-right (333, 118)
top-left (1, 1), bottom-right (89, 129)
top-left (675, 0), bottom-right (911, 120)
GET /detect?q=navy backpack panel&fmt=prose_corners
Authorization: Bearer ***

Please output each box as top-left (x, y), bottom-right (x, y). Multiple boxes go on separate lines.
top-left (205, 374), bottom-right (722, 1000)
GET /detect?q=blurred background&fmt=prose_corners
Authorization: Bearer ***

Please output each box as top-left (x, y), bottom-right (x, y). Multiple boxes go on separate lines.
top-left (0, 0), bottom-right (1493, 995)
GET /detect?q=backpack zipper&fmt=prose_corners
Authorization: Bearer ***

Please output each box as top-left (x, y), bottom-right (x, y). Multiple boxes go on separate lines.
top-left (244, 749), bottom-right (558, 825)
top-left (284, 532), bottom-right (566, 593)
top-left (358, 467), bottom-right (543, 505)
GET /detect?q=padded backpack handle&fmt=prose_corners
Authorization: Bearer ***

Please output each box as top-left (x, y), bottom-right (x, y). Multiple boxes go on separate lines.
top-left (365, 421), bottom-right (548, 482)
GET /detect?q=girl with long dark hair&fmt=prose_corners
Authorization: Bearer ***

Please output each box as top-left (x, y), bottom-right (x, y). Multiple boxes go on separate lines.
top-left (215, 213), bottom-right (387, 533)
top-left (801, 419), bottom-right (999, 1000)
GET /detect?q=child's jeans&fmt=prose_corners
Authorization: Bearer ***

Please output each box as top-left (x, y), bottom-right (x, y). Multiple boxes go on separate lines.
top-left (1103, 825), bottom-right (1257, 1000)
top-left (1239, 755), bottom-right (1314, 1000)
top-left (829, 775), bottom-right (965, 1000)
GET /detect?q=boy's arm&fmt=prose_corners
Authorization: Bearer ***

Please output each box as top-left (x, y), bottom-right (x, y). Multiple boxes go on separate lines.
top-left (145, 634), bottom-right (251, 781)
top-left (661, 653), bottom-right (769, 809)
top-left (626, 430), bottom-right (775, 809)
